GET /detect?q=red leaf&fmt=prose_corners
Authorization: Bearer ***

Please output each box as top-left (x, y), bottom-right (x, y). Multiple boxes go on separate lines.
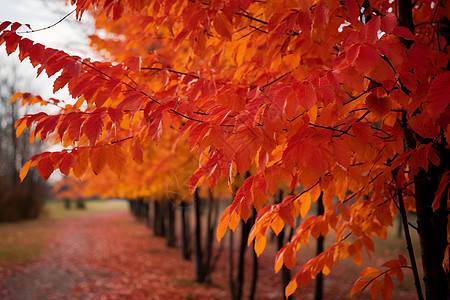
top-left (432, 171), bottom-right (450, 211)
top-left (18, 38), bottom-right (33, 61)
top-left (131, 139), bottom-right (143, 163)
top-left (112, 2), bottom-right (124, 21)
top-left (108, 107), bottom-right (123, 124)
top-left (344, 0), bottom-right (359, 24)
top-left (427, 72), bottom-right (450, 120)
top-left (5, 32), bottom-right (21, 55)
top-left (297, 84), bottom-right (317, 110)
top-left (393, 26), bottom-right (415, 41)
top-left (351, 122), bottom-right (372, 142)
top-left (0, 21), bottom-right (12, 32)
top-left (366, 94), bottom-right (391, 116)
top-left (355, 44), bottom-right (378, 75)
top-left (360, 16), bottom-right (380, 45)
top-left (381, 13), bottom-right (397, 34)
top-left (37, 156), bottom-right (54, 181)
top-left (59, 153), bottom-right (74, 176)
top-left (83, 112), bottom-right (104, 145)
top-left (117, 93), bottom-right (145, 110)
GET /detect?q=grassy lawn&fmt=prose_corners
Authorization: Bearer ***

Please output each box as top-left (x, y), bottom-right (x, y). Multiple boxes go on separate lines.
top-left (0, 199), bottom-right (128, 271)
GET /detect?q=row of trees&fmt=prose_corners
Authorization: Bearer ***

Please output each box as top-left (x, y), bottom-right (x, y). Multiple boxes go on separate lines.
top-left (1, 0), bottom-right (449, 298)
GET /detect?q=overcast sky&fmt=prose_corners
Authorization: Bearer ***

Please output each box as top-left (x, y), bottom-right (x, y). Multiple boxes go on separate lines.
top-left (0, 0), bottom-right (94, 99)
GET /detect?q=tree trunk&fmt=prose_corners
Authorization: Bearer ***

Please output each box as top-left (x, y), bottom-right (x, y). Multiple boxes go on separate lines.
top-left (166, 201), bottom-right (176, 247)
top-left (181, 201), bottom-right (192, 260)
top-left (396, 0), bottom-right (450, 297)
top-left (154, 201), bottom-right (165, 237)
top-left (194, 188), bottom-right (206, 282)
top-left (314, 192), bottom-right (325, 300)
top-left (415, 168), bottom-right (449, 299)
top-left (229, 205), bottom-right (253, 300)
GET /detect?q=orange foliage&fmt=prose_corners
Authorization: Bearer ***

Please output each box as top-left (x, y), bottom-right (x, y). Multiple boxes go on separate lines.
top-left (1, 0), bottom-right (449, 298)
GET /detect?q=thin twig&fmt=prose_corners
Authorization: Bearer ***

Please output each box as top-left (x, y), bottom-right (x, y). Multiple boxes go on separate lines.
top-left (17, 9), bottom-right (76, 34)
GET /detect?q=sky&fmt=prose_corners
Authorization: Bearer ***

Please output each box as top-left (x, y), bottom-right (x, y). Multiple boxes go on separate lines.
top-left (0, 0), bottom-right (97, 180)
top-left (0, 0), bottom-right (95, 100)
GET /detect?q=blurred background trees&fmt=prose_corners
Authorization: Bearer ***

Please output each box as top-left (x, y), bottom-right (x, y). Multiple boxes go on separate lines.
top-left (0, 56), bottom-right (47, 222)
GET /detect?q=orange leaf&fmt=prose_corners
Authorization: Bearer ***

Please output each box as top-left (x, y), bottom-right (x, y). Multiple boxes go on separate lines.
top-left (361, 267), bottom-right (381, 278)
top-left (285, 277), bottom-right (298, 297)
top-left (90, 146), bottom-right (107, 175)
top-left (369, 278), bottom-right (382, 299)
top-left (217, 206), bottom-right (230, 242)
top-left (73, 149), bottom-right (89, 179)
top-left (106, 144), bottom-right (127, 177)
top-left (382, 273), bottom-right (393, 300)
top-left (19, 160), bottom-right (31, 182)
top-left (350, 278), bottom-right (369, 297)
top-left (14, 118), bottom-right (28, 138)
top-left (254, 235), bottom-right (266, 257)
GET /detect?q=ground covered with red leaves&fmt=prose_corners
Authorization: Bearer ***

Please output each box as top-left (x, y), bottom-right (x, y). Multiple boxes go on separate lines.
top-left (0, 210), bottom-right (417, 299)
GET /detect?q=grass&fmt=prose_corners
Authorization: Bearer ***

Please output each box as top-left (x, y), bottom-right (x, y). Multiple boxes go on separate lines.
top-left (0, 199), bottom-right (128, 271)
top-left (41, 199), bottom-right (128, 220)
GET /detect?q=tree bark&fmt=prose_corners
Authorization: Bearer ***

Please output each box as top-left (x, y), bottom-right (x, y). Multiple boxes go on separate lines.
top-left (194, 188), bottom-right (206, 282)
top-left (314, 192), bottom-right (325, 300)
top-left (181, 201), bottom-right (192, 260)
top-left (415, 168), bottom-right (449, 299)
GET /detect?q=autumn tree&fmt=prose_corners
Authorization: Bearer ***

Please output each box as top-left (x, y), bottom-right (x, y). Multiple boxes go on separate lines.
top-left (1, 0), bottom-right (449, 298)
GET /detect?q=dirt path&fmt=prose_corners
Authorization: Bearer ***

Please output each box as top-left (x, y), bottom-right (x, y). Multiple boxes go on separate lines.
top-left (0, 211), bottom-right (228, 300)
top-left (0, 210), bottom-right (418, 300)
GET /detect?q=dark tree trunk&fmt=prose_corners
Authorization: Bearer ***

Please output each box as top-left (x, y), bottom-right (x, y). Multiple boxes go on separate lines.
top-left (76, 199), bottom-right (86, 209)
top-left (194, 188), bottom-right (207, 282)
top-left (314, 192), bottom-right (325, 300)
top-left (415, 168), bottom-right (449, 300)
top-left (193, 188), bottom-right (220, 283)
top-left (153, 201), bottom-right (165, 237)
top-left (396, 0), bottom-right (450, 297)
top-left (229, 205), bottom-right (253, 300)
top-left (181, 201), bottom-right (192, 260)
top-left (166, 201), bottom-right (176, 247)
